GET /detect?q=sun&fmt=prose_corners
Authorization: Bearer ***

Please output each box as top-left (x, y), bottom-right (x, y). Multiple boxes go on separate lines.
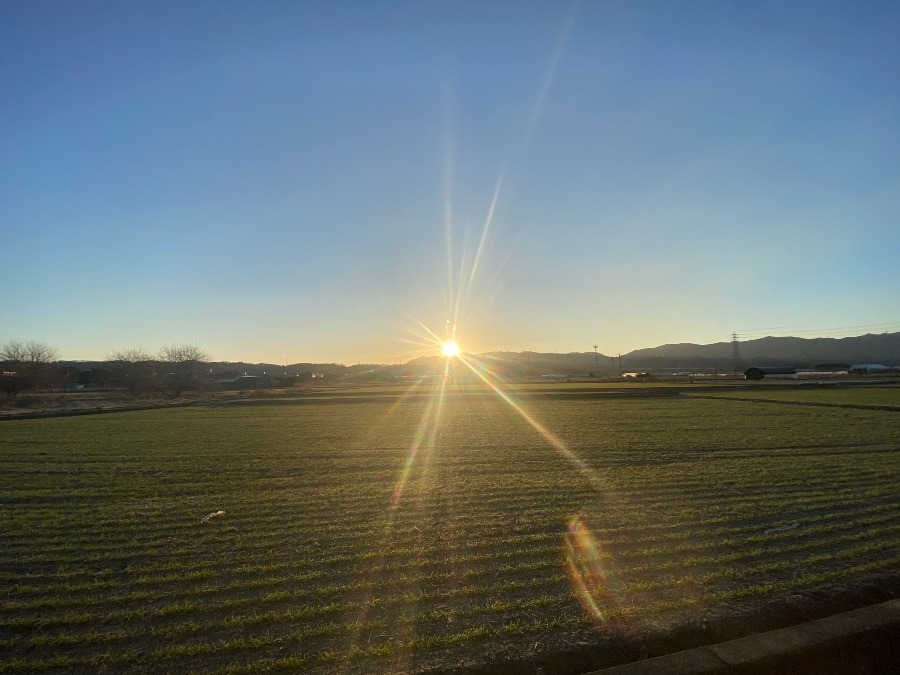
top-left (441, 340), bottom-right (461, 358)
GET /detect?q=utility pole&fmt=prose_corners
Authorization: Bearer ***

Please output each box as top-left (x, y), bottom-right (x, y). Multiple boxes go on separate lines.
top-left (593, 344), bottom-right (599, 377)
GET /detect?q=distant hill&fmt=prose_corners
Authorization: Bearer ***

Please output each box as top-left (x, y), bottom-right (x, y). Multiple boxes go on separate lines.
top-left (472, 332), bottom-right (900, 375)
top-left (57, 333), bottom-right (900, 379)
top-left (622, 333), bottom-right (900, 369)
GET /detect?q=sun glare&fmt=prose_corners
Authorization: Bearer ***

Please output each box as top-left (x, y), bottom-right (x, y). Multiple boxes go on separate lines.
top-left (441, 340), bottom-right (461, 358)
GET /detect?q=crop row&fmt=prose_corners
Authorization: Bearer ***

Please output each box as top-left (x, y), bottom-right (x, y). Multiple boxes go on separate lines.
top-left (4, 491), bottom-right (896, 580)
top-left (4, 515), bottom-right (897, 636)
top-left (3, 479), bottom-right (894, 587)
top-left (4, 494), bottom-right (895, 588)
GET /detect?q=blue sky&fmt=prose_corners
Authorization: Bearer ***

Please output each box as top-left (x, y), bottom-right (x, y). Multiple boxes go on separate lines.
top-left (2, 1), bottom-right (898, 363)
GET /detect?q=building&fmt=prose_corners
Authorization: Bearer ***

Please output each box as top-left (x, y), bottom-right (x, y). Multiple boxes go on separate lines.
top-left (848, 364), bottom-right (891, 373)
top-left (744, 366), bottom-right (798, 380)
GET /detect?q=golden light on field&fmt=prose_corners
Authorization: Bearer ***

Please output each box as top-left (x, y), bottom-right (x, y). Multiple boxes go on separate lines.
top-left (441, 340), bottom-right (460, 358)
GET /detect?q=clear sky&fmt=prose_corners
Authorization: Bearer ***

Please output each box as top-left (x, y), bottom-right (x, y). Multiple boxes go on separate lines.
top-left (2, 1), bottom-right (898, 364)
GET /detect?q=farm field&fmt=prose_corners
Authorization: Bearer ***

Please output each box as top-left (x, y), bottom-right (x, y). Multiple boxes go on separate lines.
top-left (1, 383), bottom-right (898, 673)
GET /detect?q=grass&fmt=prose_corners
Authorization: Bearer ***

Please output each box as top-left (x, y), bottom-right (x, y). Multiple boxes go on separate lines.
top-left (0, 382), bottom-right (898, 673)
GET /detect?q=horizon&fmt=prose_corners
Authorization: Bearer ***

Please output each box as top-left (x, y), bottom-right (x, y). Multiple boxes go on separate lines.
top-left (46, 328), bottom-right (900, 366)
top-left (2, 2), bottom-right (898, 363)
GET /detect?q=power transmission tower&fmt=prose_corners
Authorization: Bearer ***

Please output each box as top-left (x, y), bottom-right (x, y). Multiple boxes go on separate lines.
top-left (731, 332), bottom-right (744, 374)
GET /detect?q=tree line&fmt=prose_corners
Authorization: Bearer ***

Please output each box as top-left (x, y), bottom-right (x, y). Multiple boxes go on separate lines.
top-left (0, 341), bottom-right (209, 397)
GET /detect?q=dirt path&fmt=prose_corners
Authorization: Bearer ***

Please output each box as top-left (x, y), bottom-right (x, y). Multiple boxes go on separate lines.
top-left (0, 397), bottom-right (208, 421)
top-left (679, 393), bottom-right (900, 412)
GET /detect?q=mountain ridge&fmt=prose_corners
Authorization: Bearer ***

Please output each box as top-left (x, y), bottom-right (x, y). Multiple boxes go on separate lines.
top-left (473, 332), bottom-right (900, 374)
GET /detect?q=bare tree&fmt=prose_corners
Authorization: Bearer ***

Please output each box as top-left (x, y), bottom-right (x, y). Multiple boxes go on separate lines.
top-left (110, 347), bottom-right (154, 363)
top-left (0, 340), bottom-right (58, 364)
top-left (0, 340), bottom-right (59, 396)
top-left (158, 343), bottom-right (209, 395)
top-left (108, 347), bottom-right (156, 393)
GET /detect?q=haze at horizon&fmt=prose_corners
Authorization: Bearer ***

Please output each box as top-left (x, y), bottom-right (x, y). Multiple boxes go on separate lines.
top-left (2, 1), bottom-right (898, 364)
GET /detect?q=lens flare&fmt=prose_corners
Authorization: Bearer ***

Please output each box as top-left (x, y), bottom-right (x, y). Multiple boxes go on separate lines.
top-left (564, 515), bottom-right (618, 624)
top-left (337, 13), bottom-right (587, 663)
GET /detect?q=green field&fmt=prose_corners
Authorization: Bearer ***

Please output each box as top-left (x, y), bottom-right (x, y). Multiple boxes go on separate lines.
top-left (1, 384), bottom-right (898, 673)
